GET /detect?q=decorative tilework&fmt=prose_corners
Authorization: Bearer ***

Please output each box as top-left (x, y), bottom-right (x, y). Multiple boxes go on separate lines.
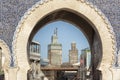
top-left (0, 0), bottom-right (120, 50)
top-left (87, 0), bottom-right (120, 48)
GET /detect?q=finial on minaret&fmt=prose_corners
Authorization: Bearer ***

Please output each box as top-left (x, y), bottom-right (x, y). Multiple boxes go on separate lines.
top-left (54, 28), bottom-right (58, 36)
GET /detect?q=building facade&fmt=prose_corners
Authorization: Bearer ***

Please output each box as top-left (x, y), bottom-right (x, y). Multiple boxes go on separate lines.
top-left (81, 48), bottom-right (91, 70)
top-left (48, 28), bottom-right (62, 66)
top-left (29, 41), bottom-right (43, 80)
top-left (69, 42), bottom-right (78, 64)
top-left (29, 41), bottom-right (41, 61)
top-left (0, 0), bottom-right (120, 80)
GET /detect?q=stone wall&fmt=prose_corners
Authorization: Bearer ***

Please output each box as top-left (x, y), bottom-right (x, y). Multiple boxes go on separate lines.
top-left (0, 0), bottom-right (120, 50)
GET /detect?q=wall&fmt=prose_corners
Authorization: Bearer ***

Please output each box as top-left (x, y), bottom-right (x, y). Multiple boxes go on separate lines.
top-left (0, 0), bottom-right (120, 50)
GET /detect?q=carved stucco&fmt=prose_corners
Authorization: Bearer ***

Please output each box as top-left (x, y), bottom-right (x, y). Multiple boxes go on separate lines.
top-left (12, 0), bottom-right (117, 80)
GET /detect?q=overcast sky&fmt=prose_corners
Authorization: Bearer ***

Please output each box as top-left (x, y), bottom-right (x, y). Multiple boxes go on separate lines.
top-left (33, 20), bottom-right (89, 63)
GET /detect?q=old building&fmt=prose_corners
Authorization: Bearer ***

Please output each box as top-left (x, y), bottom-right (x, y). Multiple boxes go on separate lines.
top-left (69, 42), bottom-right (78, 64)
top-left (29, 41), bottom-right (41, 61)
top-left (28, 41), bottom-right (44, 80)
top-left (0, 0), bottom-right (120, 80)
top-left (81, 48), bottom-right (91, 70)
top-left (48, 28), bottom-right (62, 66)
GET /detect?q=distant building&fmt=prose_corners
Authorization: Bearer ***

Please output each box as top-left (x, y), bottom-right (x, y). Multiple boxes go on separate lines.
top-left (48, 28), bottom-right (62, 66)
top-left (29, 41), bottom-right (44, 80)
top-left (40, 58), bottom-right (49, 67)
top-left (30, 41), bottom-right (40, 61)
top-left (80, 48), bottom-right (91, 70)
top-left (69, 42), bottom-right (78, 64)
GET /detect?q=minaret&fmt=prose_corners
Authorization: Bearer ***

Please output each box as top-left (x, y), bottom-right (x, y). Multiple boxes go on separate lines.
top-left (52, 28), bottom-right (58, 44)
top-left (48, 28), bottom-right (62, 66)
top-left (69, 42), bottom-right (78, 64)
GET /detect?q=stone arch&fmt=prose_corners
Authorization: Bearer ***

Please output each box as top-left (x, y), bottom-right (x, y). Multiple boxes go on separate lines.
top-left (12, 0), bottom-right (116, 80)
top-left (0, 39), bottom-right (11, 80)
top-left (29, 8), bottom-right (102, 70)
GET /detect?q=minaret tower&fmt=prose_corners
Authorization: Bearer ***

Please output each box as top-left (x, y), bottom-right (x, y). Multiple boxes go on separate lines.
top-left (69, 42), bottom-right (78, 64)
top-left (48, 28), bottom-right (62, 66)
top-left (52, 28), bottom-right (58, 44)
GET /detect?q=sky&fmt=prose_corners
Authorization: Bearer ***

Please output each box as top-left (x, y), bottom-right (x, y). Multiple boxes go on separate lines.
top-left (33, 20), bottom-right (89, 63)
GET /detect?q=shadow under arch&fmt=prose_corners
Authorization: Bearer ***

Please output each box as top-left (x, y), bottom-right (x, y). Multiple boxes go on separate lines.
top-left (28, 8), bottom-right (103, 80)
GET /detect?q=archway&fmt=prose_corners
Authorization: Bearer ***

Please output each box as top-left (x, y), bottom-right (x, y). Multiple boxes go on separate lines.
top-left (0, 39), bottom-right (11, 80)
top-left (28, 9), bottom-right (102, 80)
top-left (12, 0), bottom-right (116, 80)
